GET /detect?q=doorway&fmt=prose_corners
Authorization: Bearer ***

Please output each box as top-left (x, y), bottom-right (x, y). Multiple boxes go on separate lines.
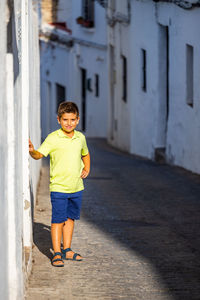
top-left (155, 25), bottom-right (169, 162)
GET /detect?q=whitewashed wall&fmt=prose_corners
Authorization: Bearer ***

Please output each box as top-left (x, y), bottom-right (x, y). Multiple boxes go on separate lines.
top-left (71, 44), bottom-right (108, 137)
top-left (41, 0), bottom-right (200, 173)
top-left (107, 0), bottom-right (132, 152)
top-left (107, 0), bottom-right (164, 155)
top-left (70, 0), bottom-right (108, 137)
top-left (107, 0), bottom-right (200, 174)
top-left (0, 0), bottom-right (9, 299)
top-left (130, 0), bottom-right (200, 173)
top-left (129, 0), bottom-right (162, 159)
top-left (72, 0), bottom-right (107, 45)
top-left (40, 40), bottom-right (70, 139)
top-left (40, 0), bottom-right (108, 138)
top-left (57, 0), bottom-right (72, 27)
top-left (0, 1), bottom-right (41, 299)
top-left (29, 2), bottom-right (41, 200)
top-left (157, 3), bottom-right (200, 173)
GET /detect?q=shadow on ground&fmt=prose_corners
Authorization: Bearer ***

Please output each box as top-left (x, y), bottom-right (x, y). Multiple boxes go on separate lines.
top-left (33, 138), bottom-right (200, 300)
top-left (81, 138), bottom-right (200, 300)
top-left (33, 223), bottom-right (52, 260)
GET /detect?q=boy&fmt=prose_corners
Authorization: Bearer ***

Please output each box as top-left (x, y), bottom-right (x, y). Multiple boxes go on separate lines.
top-left (29, 102), bottom-right (90, 267)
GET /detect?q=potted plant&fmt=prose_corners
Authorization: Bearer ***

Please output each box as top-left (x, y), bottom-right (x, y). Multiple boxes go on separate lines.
top-left (76, 16), bottom-right (84, 25)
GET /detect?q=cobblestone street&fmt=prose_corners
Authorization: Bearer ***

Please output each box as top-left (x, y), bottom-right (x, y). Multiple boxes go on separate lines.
top-left (26, 138), bottom-right (200, 300)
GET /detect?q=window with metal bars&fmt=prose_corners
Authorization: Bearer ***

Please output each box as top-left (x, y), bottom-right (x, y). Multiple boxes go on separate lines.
top-left (82, 0), bottom-right (95, 27)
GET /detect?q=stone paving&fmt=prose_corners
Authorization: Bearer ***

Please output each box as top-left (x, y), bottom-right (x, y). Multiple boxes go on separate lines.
top-left (25, 138), bottom-right (200, 300)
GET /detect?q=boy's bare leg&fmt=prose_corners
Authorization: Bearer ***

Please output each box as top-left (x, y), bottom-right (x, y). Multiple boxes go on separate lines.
top-left (62, 218), bottom-right (82, 260)
top-left (51, 223), bottom-right (64, 266)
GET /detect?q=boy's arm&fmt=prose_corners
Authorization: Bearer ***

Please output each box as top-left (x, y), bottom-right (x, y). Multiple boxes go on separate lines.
top-left (81, 152), bottom-right (90, 179)
top-left (29, 139), bottom-right (44, 160)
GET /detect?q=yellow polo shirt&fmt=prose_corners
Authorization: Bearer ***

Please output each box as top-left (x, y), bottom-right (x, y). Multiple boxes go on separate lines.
top-left (37, 129), bottom-right (89, 193)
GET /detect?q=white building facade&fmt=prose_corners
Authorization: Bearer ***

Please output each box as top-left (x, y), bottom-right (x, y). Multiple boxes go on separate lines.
top-left (40, 0), bottom-right (200, 174)
top-left (0, 0), bottom-right (41, 299)
top-left (40, 0), bottom-right (108, 139)
top-left (107, 0), bottom-right (200, 174)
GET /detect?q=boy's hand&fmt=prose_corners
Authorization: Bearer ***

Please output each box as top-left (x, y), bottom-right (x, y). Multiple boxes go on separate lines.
top-left (29, 139), bottom-right (34, 153)
top-left (81, 169), bottom-right (89, 179)
top-left (81, 153), bottom-right (90, 179)
top-left (29, 139), bottom-right (43, 160)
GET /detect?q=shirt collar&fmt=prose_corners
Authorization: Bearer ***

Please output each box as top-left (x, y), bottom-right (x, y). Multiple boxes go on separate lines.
top-left (57, 129), bottom-right (78, 140)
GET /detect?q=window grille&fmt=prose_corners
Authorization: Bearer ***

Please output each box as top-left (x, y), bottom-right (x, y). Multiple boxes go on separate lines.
top-left (82, 0), bottom-right (94, 23)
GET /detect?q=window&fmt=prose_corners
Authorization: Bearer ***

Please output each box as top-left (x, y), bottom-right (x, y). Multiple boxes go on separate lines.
top-left (87, 78), bottom-right (92, 92)
top-left (56, 84), bottom-right (66, 112)
top-left (186, 44), bottom-right (193, 107)
top-left (82, 0), bottom-right (94, 27)
top-left (95, 74), bottom-right (99, 97)
top-left (141, 49), bottom-right (147, 92)
top-left (121, 55), bottom-right (127, 102)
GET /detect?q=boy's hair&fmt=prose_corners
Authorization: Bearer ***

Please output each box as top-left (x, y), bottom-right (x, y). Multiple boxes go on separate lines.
top-left (57, 101), bottom-right (79, 119)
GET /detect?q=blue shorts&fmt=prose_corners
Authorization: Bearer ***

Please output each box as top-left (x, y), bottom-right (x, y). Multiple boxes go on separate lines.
top-left (50, 191), bottom-right (83, 224)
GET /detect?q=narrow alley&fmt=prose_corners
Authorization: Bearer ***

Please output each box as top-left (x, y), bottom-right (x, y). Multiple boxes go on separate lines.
top-left (25, 138), bottom-right (200, 300)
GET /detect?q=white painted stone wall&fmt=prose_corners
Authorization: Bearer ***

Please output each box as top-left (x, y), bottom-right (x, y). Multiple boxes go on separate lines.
top-left (0, 1), bottom-right (41, 299)
top-left (157, 3), bottom-right (200, 173)
top-left (71, 44), bottom-right (108, 137)
top-left (57, 0), bottom-right (72, 27)
top-left (40, 0), bottom-right (108, 138)
top-left (129, 0), bottom-right (162, 159)
top-left (72, 0), bottom-right (107, 45)
top-left (0, 1), bottom-right (9, 299)
top-left (107, 0), bottom-right (132, 152)
top-left (29, 2), bottom-right (42, 200)
top-left (40, 40), bottom-right (70, 139)
top-left (41, 0), bottom-right (200, 173)
top-left (107, 0), bottom-right (200, 174)
top-left (71, 0), bottom-right (108, 136)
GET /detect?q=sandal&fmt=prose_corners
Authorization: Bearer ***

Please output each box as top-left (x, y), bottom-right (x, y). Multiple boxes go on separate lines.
top-left (62, 248), bottom-right (82, 261)
top-left (51, 252), bottom-right (64, 267)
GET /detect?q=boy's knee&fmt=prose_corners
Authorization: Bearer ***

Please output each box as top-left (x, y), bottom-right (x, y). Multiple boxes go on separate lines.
top-left (64, 218), bottom-right (74, 225)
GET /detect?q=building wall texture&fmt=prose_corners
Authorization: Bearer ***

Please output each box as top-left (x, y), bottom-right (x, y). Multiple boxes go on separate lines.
top-left (0, 1), bottom-right (9, 299)
top-left (0, 0), bottom-right (41, 299)
top-left (40, 0), bottom-right (108, 139)
top-left (107, 0), bottom-right (200, 174)
top-left (40, 0), bottom-right (200, 174)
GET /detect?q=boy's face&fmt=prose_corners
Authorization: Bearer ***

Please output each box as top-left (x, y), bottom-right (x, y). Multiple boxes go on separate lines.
top-left (57, 112), bottom-right (80, 134)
